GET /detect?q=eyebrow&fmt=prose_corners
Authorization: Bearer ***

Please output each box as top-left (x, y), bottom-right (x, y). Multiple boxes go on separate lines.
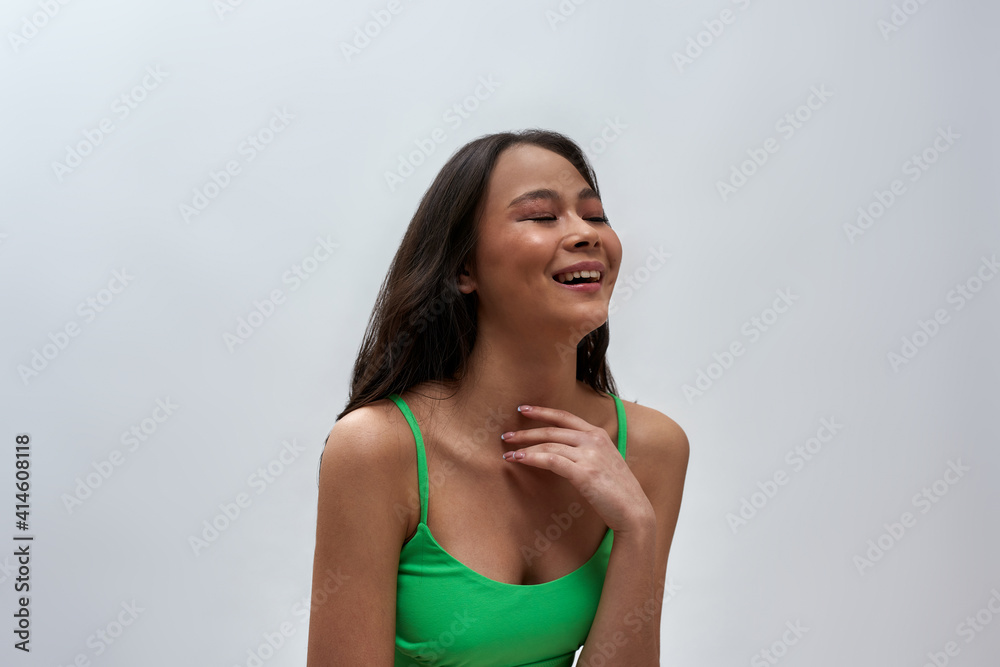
top-left (506, 187), bottom-right (601, 208)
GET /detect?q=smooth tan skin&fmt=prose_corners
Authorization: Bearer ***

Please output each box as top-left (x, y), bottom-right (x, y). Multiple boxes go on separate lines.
top-left (307, 144), bottom-right (689, 665)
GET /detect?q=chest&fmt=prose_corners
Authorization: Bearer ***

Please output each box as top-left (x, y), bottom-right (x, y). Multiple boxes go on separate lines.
top-left (395, 521), bottom-right (610, 665)
top-left (402, 416), bottom-right (625, 587)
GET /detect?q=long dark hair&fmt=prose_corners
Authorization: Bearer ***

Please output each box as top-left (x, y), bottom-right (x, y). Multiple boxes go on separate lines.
top-left (336, 129), bottom-right (618, 422)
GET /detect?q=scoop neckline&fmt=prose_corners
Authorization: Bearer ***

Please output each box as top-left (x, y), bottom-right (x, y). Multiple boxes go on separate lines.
top-left (405, 521), bottom-right (614, 588)
top-left (394, 390), bottom-right (625, 588)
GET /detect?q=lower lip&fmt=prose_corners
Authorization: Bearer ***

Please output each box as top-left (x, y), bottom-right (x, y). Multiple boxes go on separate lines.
top-left (553, 279), bottom-right (602, 292)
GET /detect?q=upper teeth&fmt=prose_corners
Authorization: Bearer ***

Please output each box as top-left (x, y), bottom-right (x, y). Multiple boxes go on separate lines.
top-left (555, 270), bottom-right (602, 283)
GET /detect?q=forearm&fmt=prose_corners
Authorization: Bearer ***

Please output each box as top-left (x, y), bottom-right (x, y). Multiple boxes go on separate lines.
top-left (576, 517), bottom-right (659, 666)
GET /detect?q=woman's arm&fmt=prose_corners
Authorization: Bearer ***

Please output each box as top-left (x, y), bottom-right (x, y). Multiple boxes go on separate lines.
top-left (306, 406), bottom-right (410, 666)
top-left (501, 403), bottom-right (689, 666)
top-left (576, 408), bottom-right (690, 666)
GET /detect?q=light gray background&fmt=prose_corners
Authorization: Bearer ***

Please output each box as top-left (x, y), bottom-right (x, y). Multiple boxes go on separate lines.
top-left (2, 1), bottom-right (998, 665)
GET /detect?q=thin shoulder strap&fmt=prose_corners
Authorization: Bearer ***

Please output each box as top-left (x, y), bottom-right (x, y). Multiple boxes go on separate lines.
top-left (608, 392), bottom-right (627, 459)
top-left (388, 393), bottom-right (428, 525)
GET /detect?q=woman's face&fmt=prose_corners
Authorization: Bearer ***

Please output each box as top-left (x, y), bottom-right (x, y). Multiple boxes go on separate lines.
top-left (460, 143), bottom-right (622, 340)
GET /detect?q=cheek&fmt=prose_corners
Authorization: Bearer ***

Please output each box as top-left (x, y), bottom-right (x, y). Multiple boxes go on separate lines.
top-left (475, 232), bottom-right (549, 289)
top-left (603, 229), bottom-right (624, 267)
top-left (483, 229), bottom-right (550, 266)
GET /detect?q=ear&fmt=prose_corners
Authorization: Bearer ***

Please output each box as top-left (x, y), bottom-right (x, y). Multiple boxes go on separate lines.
top-left (457, 265), bottom-right (476, 294)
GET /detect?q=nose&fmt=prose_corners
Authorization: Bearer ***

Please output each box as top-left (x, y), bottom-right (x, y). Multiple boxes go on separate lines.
top-left (565, 212), bottom-right (600, 248)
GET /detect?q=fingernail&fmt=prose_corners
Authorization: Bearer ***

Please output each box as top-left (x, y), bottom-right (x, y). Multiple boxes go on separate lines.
top-left (514, 451), bottom-right (525, 460)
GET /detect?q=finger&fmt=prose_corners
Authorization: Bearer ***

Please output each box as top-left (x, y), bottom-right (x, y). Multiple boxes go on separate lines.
top-left (503, 426), bottom-right (589, 449)
top-left (516, 404), bottom-right (598, 431)
top-left (504, 425), bottom-right (614, 458)
top-left (502, 444), bottom-right (580, 477)
top-left (503, 441), bottom-right (582, 464)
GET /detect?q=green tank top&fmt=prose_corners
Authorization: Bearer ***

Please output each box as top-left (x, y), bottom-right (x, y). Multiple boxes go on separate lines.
top-left (388, 392), bottom-right (627, 667)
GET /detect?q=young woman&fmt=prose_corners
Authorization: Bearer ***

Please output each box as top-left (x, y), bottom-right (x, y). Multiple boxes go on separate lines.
top-left (307, 129), bottom-right (689, 666)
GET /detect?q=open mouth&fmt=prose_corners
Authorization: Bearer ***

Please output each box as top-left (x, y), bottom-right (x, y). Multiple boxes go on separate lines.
top-left (552, 270), bottom-right (602, 285)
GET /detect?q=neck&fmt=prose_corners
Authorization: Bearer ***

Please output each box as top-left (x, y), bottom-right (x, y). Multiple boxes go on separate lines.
top-left (443, 316), bottom-right (604, 453)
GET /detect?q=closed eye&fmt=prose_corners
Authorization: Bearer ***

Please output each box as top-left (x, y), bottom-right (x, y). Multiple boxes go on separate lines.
top-left (524, 216), bottom-right (611, 225)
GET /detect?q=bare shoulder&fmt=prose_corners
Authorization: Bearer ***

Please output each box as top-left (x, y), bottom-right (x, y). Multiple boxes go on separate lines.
top-left (322, 397), bottom-right (414, 475)
top-left (615, 395), bottom-right (689, 526)
top-left (617, 397), bottom-right (690, 476)
top-left (615, 396), bottom-right (689, 587)
top-left (307, 398), bottom-right (417, 664)
top-left (318, 397), bottom-right (421, 545)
